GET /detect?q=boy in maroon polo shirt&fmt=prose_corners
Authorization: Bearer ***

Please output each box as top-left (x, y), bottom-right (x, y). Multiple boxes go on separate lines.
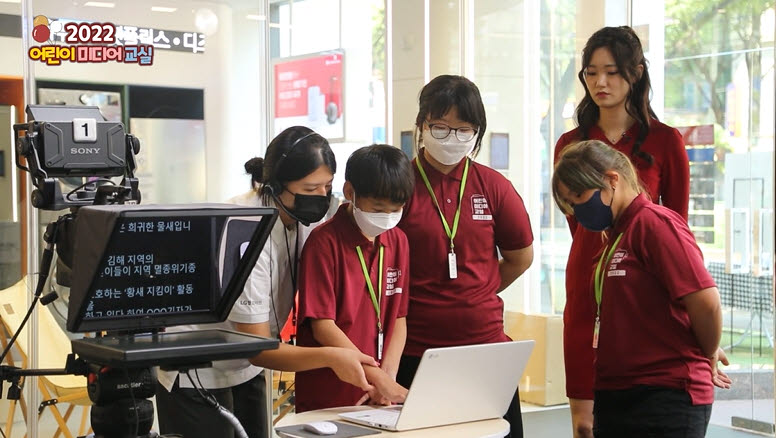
top-left (295, 144), bottom-right (414, 412)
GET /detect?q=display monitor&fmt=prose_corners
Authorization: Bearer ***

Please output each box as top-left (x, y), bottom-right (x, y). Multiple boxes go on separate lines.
top-left (67, 204), bottom-right (277, 333)
top-left (400, 130), bottom-right (414, 159)
top-left (490, 133), bottom-right (509, 170)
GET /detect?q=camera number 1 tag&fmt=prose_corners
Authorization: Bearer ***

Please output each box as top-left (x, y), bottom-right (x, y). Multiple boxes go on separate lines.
top-left (448, 251), bottom-right (458, 279)
top-left (73, 118), bottom-right (97, 143)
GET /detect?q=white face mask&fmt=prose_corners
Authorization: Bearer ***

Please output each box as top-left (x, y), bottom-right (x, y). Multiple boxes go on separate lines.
top-left (423, 132), bottom-right (477, 165)
top-left (352, 197), bottom-right (403, 238)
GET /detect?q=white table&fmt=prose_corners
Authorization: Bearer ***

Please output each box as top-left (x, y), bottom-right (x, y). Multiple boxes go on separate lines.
top-left (276, 406), bottom-right (510, 437)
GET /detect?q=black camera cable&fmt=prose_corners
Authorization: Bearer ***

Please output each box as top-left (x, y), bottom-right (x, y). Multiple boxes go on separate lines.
top-left (0, 217), bottom-right (68, 438)
top-left (188, 370), bottom-right (249, 438)
top-left (277, 224), bottom-right (301, 395)
top-left (123, 367), bottom-right (140, 438)
top-left (0, 216), bottom-right (65, 365)
top-left (64, 178), bottom-right (115, 202)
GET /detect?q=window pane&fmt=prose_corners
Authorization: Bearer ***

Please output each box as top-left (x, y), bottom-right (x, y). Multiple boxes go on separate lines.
top-left (641, 0), bottom-right (776, 430)
top-left (270, 0), bottom-right (387, 196)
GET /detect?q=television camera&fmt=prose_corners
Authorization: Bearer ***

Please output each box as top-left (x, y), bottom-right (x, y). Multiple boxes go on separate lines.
top-left (6, 105), bottom-right (279, 438)
top-left (13, 105), bottom-right (141, 210)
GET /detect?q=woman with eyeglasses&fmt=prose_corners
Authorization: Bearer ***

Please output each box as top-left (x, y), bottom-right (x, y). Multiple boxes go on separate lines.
top-left (396, 75), bottom-right (534, 437)
top-left (553, 26), bottom-right (692, 438)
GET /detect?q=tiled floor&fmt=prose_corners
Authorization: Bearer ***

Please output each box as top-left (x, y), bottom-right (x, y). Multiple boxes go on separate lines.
top-left (521, 400), bottom-right (774, 438)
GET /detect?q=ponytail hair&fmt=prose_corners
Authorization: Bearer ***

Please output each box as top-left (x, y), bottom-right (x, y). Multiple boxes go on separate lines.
top-left (244, 157), bottom-right (264, 189)
top-left (552, 140), bottom-right (646, 215)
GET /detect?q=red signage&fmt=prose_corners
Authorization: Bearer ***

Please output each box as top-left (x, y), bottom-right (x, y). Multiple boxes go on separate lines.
top-left (676, 125), bottom-right (715, 146)
top-left (273, 50), bottom-right (344, 140)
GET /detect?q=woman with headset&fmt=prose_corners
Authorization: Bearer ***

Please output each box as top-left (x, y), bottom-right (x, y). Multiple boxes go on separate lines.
top-left (156, 126), bottom-right (378, 438)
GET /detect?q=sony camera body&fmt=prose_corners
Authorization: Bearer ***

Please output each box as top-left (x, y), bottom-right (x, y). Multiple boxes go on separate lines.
top-left (13, 105), bottom-right (140, 210)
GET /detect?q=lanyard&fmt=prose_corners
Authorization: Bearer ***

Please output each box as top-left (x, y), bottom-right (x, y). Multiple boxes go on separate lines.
top-left (592, 233), bottom-right (623, 348)
top-left (415, 157), bottom-right (470, 252)
top-left (284, 226), bottom-right (300, 344)
top-left (356, 245), bottom-right (384, 332)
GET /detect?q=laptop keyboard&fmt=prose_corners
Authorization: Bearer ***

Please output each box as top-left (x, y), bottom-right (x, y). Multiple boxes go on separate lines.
top-left (362, 407), bottom-right (401, 426)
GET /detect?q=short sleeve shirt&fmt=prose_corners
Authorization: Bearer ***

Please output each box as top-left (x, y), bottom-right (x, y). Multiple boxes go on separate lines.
top-left (554, 120), bottom-right (691, 399)
top-left (397, 152), bottom-right (533, 356)
top-left (294, 204), bottom-right (411, 412)
top-left (157, 189), bottom-right (316, 390)
top-left (595, 194), bottom-right (716, 404)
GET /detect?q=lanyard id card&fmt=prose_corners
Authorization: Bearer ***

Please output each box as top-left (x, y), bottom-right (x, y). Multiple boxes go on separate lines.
top-left (416, 157), bottom-right (470, 280)
top-left (356, 245), bottom-right (385, 361)
top-left (448, 251), bottom-right (458, 279)
top-left (592, 233), bottom-right (623, 349)
top-left (377, 330), bottom-right (384, 361)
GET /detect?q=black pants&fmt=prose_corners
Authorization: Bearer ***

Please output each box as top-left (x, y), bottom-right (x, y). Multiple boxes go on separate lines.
top-left (593, 386), bottom-right (712, 438)
top-left (397, 354), bottom-right (524, 438)
top-left (155, 371), bottom-right (268, 438)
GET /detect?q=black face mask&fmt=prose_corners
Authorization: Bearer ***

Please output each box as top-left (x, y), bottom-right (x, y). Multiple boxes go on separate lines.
top-left (274, 190), bottom-right (331, 226)
top-left (573, 189), bottom-right (614, 232)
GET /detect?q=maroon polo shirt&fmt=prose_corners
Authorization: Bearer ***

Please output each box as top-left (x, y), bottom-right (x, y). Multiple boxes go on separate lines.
top-left (397, 151), bottom-right (533, 356)
top-left (596, 194), bottom-right (716, 405)
top-left (555, 119), bottom-right (690, 399)
top-left (295, 204), bottom-right (410, 412)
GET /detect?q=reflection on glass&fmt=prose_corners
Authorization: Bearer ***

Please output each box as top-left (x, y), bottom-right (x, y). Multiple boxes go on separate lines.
top-left (269, 0), bottom-right (386, 196)
top-left (539, 0), bottom-right (579, 314)
top-left (661, 0), bottom-right (775, 431)
top-left (0, 105), bottom-right (21, 290)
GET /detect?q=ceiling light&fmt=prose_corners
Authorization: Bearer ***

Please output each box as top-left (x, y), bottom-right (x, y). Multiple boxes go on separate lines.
top-left (151, 6), bottom-right (177, 13)
top-left (84, 2), bottom-right (115, 7)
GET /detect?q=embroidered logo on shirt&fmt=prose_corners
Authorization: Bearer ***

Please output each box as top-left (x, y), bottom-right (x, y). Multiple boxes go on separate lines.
top-left (471, 194), bottom-right (493, 221)
top-left (386, 268), bottom-right (402, 295)
top-left (607, 249), bottom-right (628, 277)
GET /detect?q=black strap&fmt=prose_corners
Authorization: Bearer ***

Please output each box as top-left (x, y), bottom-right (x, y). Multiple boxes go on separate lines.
top-left (283, 226), bottom-right (300, 344)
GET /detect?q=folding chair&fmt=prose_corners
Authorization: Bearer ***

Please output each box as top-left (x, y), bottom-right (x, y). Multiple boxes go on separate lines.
top-left (0, 277), bottom-right (91, 438)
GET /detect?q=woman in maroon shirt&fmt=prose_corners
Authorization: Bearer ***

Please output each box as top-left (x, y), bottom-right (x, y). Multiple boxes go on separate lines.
top-left (552, 140), bottom-right (729, 438)
top-left (553, 26), bottom-right (690, 438)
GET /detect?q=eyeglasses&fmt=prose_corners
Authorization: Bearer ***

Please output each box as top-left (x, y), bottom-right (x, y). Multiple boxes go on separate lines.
top-left (427, 123), bottom-right (478, 142)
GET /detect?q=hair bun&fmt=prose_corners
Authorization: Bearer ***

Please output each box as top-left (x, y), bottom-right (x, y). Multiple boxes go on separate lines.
top-left (244, 157), bottom-right (264, 183)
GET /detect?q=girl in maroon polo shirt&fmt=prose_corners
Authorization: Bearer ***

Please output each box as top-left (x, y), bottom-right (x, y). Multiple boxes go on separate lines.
top-left (552, 140), bottom-right (729, 438)
top-left (553, 26), bottom-right (690, 438)
top-left (396, 75), bottom-right (534, 438)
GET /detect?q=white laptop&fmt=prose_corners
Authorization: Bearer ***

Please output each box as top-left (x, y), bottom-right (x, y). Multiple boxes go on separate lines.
top-left (339, 340), bottom-right (534, 431)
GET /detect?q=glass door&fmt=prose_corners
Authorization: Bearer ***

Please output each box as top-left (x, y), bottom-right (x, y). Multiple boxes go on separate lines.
top-left (639, 0), bottom-right (776, 433)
